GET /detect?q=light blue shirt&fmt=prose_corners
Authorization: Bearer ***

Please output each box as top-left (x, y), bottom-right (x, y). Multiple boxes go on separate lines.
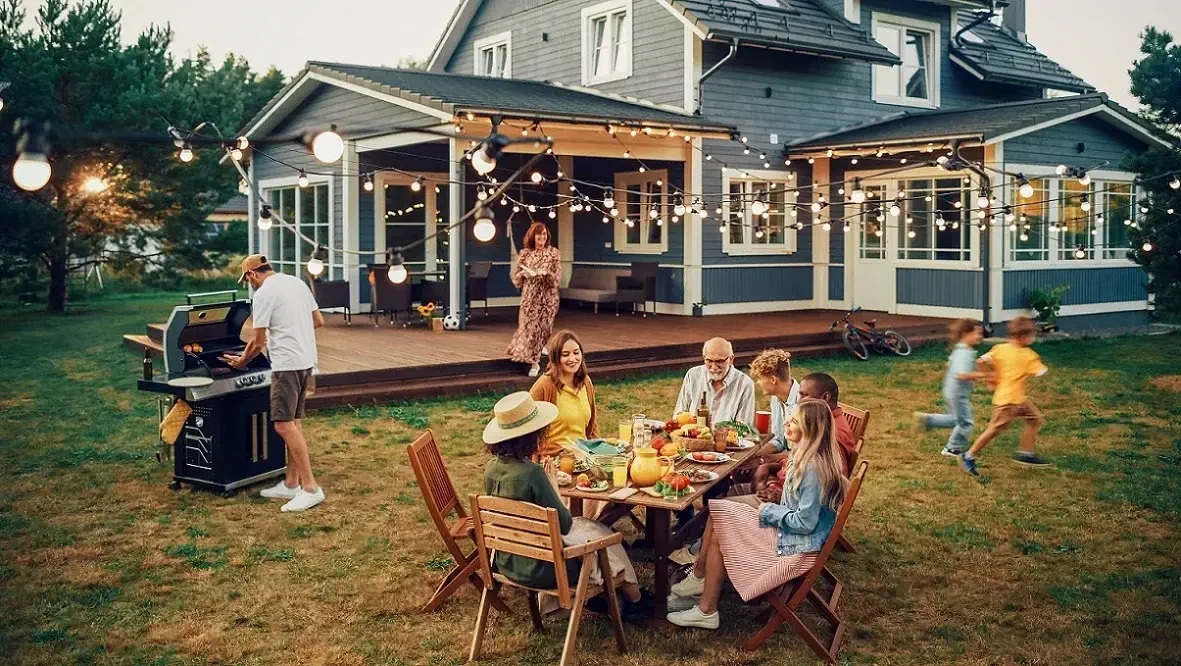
top-left (758, 460), bottom-right (837, 556)
top-left (944, 343), bottom-right (977, 399)
top-left (768, 379), bottom-right (802, 453)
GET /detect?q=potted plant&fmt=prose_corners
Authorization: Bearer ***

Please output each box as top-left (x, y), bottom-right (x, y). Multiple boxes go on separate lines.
top-left (1026, 285), bottom-right (1070, 332)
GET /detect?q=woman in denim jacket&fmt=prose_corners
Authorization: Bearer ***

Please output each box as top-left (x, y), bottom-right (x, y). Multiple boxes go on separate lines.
top-left (667, 399), bottom-right (850, 629)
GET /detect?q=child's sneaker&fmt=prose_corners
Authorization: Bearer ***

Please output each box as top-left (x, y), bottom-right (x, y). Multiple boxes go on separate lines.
top-left (941, 446), bottom-right (964, 457)
top-left (960, 453), bottom-right (979, 477)
top-left (1012, 452), bottom-right (1053, 467)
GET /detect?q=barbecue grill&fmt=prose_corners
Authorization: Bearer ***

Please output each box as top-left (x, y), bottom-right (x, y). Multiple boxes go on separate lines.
top-left (138, 290), bottom-right (287, 496)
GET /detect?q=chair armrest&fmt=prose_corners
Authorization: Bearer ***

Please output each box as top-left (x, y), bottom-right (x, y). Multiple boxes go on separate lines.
top-left (561, 531), bottom-right (624, 559)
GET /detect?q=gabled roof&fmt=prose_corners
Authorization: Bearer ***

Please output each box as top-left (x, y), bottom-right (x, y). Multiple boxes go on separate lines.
top-left (237, 62), bottom-right (735, 141)
top-left (951, 16), bottom-right (1092, 93)
top-left (785, 93), bottom-right (1172, 153)
top-left (213, 194), bottom-right (249, 215)
top-left (427, 0), bottom-right (901, 72)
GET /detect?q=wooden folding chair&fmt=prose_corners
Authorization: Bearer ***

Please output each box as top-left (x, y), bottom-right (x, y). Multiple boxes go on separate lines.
top-left (468, 495), bottom-right (628, 666)
top-left (836, 403), bottom-right (870, 553)
top-left (407, 431), bottom-right (510, 614)
top-left (743, 461), bottom-right (869, 663)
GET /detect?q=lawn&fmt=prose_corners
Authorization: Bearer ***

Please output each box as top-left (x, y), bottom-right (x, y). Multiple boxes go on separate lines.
top-left (2, 292), bottom-right (1180, 666)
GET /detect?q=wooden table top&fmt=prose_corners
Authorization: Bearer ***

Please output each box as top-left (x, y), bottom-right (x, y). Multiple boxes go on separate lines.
top-left (560, 441), bottom-right (762, 512)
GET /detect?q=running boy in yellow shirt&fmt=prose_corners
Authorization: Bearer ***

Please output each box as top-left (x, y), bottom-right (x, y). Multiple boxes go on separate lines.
top-left (960, 316), bottom-right (1050, 476)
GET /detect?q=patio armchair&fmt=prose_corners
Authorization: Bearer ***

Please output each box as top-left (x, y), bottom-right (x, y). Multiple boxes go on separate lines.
top-left (368, 264), bottom-right (413, 326)
top-left (311, 279), bottom-right (352, 324)
top-left (466, 261), bottom-right (492, 317)
top-left (614, 262), bottom-right (658, 317)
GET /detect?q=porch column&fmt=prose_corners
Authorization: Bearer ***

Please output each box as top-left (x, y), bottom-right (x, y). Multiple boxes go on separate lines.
top-left (812, 158), bottom-right (831, 309)
top-left (448, 138), bottom-right (467, 326)
top-left (557, 155), bottom-right (575, 287)
top-left (247, 158), bottom-right (256, 256)
top-left (984, 142), bottom-right (1005, 325)
top-left (684, 137), bottom-right (704, 315)
top-left (342, 139), bottom-right (362, 313)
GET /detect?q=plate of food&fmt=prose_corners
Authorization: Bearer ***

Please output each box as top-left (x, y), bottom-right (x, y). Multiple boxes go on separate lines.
top-left (686, 469), bottom-right (719, 483)
top-left (714, 420), bottom-right (758, 439)
top-left (574, 474), bottom-right (610, 493)
top-left (556, 470), bottom-right (573, 487)
top-left (639, 473), bottom-right (694, 499)
top-left (727, 438), bottom-right (756, 451)
top-left (571, 459), bottom-right (592, 474)
top-left (688, 451), bottom-right (730, 464)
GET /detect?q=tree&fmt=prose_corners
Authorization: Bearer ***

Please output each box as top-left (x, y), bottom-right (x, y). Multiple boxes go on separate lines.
top-left (0, 0), bottom-right (285, 311)
top-left (1126, 27), bottom-right (1181, 314)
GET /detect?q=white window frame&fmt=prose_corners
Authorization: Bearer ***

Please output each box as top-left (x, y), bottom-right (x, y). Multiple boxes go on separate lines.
top-left (846, 167), bottom-right (979, 269)
top-left (473, 31), bottom-right (512, 78)
top-left (871, 13), bottom-right (941, 109)
top-left (581, 0), bottom-right (633, 86)
top-left (721, 169), bottom-right (799, 256)
top-left (613, 168), bottom-right (668, 254)
top-left (999, 164), bottom-right (1141, 269)
top-left (374, 171), bottom-right (450, 273)
top-left (259, 174), bottom-right (339, 280)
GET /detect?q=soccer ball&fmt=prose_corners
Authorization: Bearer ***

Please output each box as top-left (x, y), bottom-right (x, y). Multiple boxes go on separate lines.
top-left (442, 314), bottom-right (461, 331)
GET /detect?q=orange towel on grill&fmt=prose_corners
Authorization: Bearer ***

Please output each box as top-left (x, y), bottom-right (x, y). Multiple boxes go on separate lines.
top-left (160, 400), bottom-right (191, 445)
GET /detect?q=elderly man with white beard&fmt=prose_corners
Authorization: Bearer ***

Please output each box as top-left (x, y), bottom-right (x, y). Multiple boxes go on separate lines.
top-left (673, 337), bottom-right (756, 428)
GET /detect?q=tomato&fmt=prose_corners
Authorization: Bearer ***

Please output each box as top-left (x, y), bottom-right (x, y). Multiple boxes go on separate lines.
top-left (669, 474), bottom-right (691, 491)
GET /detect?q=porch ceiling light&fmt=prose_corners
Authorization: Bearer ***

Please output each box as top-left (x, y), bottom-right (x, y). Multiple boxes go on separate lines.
top-left (307, 245), bottom-right (328, 277)
top-left (471, 132), bottom-right (509, 176)
top-left (310, 128), bottom-right (345, 164)
top-left (387, 249), bottom-right (408, 284)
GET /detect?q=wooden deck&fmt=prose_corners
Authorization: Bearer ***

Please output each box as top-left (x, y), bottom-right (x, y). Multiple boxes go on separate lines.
top-left (124, 307), bottom-right (949, 409)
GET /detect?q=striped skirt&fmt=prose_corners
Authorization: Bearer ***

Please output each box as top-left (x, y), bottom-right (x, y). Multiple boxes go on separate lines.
top-left (707, 499), bottom-right (819, 602)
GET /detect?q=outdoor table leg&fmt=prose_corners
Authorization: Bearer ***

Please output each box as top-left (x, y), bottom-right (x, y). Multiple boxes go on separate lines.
top-left (647, 507), bottom-right (671, 621)
top-left (569, 496), bottom-right (584, 518)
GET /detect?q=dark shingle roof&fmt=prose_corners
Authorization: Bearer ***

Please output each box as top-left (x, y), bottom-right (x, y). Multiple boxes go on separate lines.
top-left (951, 17), bottom-right (1092, 93)
top-left (305, 62), bottom-right (734, 133)
top-left (786, 93), bottom-right (1160, 152)
top-left (671, 0), bottom-right (900, 64)
top-left (213, 194), bottom-right (249, 215)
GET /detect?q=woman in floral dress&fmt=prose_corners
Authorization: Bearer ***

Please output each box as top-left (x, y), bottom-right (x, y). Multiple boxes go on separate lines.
top-left (507, 222), bottom-right (561, 377)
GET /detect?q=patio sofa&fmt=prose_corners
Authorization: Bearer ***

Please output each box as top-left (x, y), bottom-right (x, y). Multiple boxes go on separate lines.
top-left (560, 262), bottom-right (656, 315)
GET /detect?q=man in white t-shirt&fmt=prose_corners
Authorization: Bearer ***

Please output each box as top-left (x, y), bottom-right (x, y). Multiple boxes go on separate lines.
top-left (223, 254), bottom-right (326, 512)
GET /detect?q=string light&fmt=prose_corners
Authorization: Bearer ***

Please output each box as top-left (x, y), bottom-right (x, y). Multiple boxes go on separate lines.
top-left (179, 142), bottom-right (194, 163)
top-left (1055, 164), bottom-right (1068, 176)
top-left (1074, 246), bottom-right (1086, 259)
top-left (297, 170), bottom-right (309, 188)
top-left (977, 190), bottom-right (991, 209)
top-left (1017, 174), bottom-right (1035, 199)
top-left (471, 133), bottom-right (508, 176)
top-left (530, 171), bottom-right (543, 184)
top-left (387, 250), bottom-right (408, 284)
top-left (1142, 241), bottom-right (1153, 252)
top-left (236, 136), bottom-right (250, 151)
top-left (1170, 173), bottom-right (1180, 190)
top-left (473, 207), bottom-right (496, 242)
top-left (230, 146), bottom-right (244, 161)
top-left (1080, 193), bottom-right (1091, 212)
top-left (257, 204), bottom-right (273, 231)
top-left (850, 178), bottom-right (865, 204)
top-left (411, 176), bottom-right (424, 192)
top-left (306, 245), bottom-right (328, 276)
top-left (309, 129), bottom-right (345, 164)
top-left (363, 174), bottom-right (374, 192)
top-left (1077, 170), bottom-right (1091, 186)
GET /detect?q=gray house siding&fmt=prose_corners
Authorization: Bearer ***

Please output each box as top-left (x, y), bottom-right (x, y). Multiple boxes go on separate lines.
top-left (897, 268), bottom-right (984, 308)
top-left (1003, 115), bottom-right (1148, 166)
top-left (445, 0), bottom-right (686, 108)
top-left (703, 265), bottom-right (812, 303)
top-left (828, 265), bottom-right (844, 302)
top-left (993, 310), bottom-right (1150, 336)
top-left (1002, 267), bottom-right (1148, 309)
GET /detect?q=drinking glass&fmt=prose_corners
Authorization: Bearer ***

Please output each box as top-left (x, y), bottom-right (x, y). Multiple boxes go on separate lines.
top-left (618, 420), bottom-right (632, 443)
top-left (631, 413), bottom-right (646, 447)
top-left (612, 456), bottom-right (629, 487)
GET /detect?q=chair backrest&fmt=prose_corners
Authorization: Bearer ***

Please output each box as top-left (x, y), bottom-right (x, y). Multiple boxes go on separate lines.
top-left (468, 261), bottom-right (493, 279)
top-left (569, 267), bottom-right (628, 290)
top-left (373, 272), bottom-right (412, 311)
top-left (838, 402), bottom-right (870, 442)
top-left (470, 495), bottom-right (572, 607)
top-left (407, 430), bottom-right (465, 538)
top-left (314, 280), bottom-right (350, 309)
top-left (786, 460), bottom-right (868, 608)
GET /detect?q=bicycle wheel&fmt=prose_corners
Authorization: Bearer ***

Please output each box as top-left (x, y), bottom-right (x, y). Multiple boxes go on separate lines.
top-left (842, 329), bottom-right (870, 361)
top-left (883, 330), bottom-right (912, 356)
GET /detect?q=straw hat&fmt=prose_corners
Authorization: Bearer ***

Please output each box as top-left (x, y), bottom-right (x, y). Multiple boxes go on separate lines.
top-left (482, 391), bottom-right (558, 444)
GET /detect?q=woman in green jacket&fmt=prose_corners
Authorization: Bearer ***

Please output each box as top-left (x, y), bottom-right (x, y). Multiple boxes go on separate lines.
top-left (482, 391), bottom-right (649, 619)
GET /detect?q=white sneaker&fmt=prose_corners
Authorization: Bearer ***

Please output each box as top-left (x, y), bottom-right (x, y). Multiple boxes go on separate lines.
top-left (260, 480), bottom-right (300, 500)
top-left (670, 572), bottom-right (705, 598)
top-left (667, 605), bottom-right (719, 629)
top-left (666, 593), bottom-right (697, 612)
top-left (281, 488), bottom-right (325, 512)
top-left (528, 363), bottom-right (540, 378)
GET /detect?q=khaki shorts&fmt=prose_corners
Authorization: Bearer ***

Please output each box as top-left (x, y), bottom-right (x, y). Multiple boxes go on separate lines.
top-left (271, 369), bottom-right (313, 422)
top-left (986, 401), bottom-right (1045, 429)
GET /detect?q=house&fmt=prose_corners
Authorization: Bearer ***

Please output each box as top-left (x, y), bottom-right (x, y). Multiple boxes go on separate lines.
top-left (238, 0), bottom-right (1168, 332)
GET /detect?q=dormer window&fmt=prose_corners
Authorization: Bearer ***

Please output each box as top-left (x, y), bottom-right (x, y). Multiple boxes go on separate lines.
top-left (582, 0), bottom-right (632, 85)
top-left (872, 14), bottom-right (940, 109)
top-left (474, 32), bottom-right (511, 78)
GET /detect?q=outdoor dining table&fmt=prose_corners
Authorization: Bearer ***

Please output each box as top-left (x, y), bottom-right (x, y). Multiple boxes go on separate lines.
top-left (560, 435), bottom-right (769, 621)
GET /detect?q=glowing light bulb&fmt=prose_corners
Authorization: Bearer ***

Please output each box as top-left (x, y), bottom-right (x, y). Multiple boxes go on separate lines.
top-left (1142, 241), bottom-right (1153, 252)
top-left (473, 217), bottom-right (496, 242)
top-left (411, 177), bottom-right (423, 193)
top-left (230, 147), bottom-right (244, 161)
top-left (310, 130), bottom-right (345, 163)
top-left (297, 171), bottom-right (309, 188)
top-left (531, 171), bottom-right (543, 184)
top-left (388, 263), bottom-right (408, 284)
top-left (363, 178), bottom-right (374, 192)
top-left (179, 146), bottom-right (194, 163)
top-left (307, 257), bottom-right (325, 276)
top-left (889, 203), bottom-right (901, 217)
top-left (82, 176), bottom-right (108, 194)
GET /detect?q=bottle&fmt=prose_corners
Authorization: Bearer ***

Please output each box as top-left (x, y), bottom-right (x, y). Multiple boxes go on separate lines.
top-left (696, 390), bottom-right (710, 428)
top-left (143, 348), bottom-right (153, 380)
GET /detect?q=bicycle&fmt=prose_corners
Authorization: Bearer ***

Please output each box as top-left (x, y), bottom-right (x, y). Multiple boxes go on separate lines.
top-left (828, 307), bottom-right (912, 361)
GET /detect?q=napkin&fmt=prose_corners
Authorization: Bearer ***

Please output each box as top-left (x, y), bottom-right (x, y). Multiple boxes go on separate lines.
top-left (576, 439), bottom-right (620, 456)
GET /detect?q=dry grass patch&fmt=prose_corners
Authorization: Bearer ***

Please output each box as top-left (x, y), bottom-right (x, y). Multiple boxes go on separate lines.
top-left (1149, 374), bottom-right (1181, 392)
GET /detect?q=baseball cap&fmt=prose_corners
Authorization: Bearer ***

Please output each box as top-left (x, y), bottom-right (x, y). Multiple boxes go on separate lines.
top-left (238, 254), bottom-right (268, 283)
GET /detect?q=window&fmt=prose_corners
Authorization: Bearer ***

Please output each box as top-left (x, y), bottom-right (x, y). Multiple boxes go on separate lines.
top-left (474, 32), bottom-right (511, 78)
top-left (263, 181), bottom-right (340, 279)
top-left (613, 169), bottom-right (667, 254)
top-left (722, 172), bottom-right (798, 255)
top-left (1101, 183), bottom-right (1135, 259)
top-left (857, 184), bottom-right (886, 259)
top-left (872, 14), bottom-right (940, 108)
top-left (1010, 177), bottom-right (1051, 262)
top-left (582, 0), bottom-right (631, 85)
top-left (896, 178), bottom-right (971, 261)
top-left (1057, 179), bottom-right (1094, 260)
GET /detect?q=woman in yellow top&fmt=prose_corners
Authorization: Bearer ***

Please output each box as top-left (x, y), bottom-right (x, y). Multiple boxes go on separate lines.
top-left (529, 330), bottom-right (598, 458)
